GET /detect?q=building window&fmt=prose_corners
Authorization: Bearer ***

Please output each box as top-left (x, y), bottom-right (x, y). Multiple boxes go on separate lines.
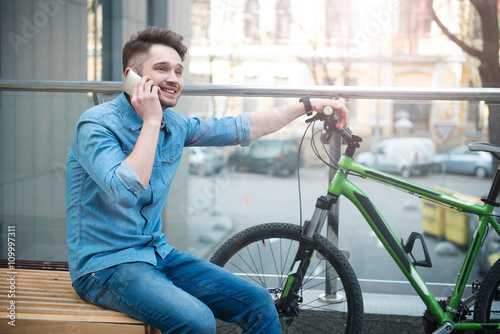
top-left (192, 0), bottom-right (210, 42)
top-left (273, 76), bottom-right (289, 86)
top-left (325, 0), bottom-right (350, 40)
top-left (399, 0), bottom-right (432, 53)
top-left (244, 0), bottom-right (260, 40)
top-left (276, 0), bottom-right (291, 40)
top-left (399, 0), bottom-right (432, 36)
top-left (87, 0), bottom-right (103, 81)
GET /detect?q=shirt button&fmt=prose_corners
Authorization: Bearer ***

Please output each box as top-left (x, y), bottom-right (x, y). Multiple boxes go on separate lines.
top-left (143, 209), bottom-right (147, 213)
top-left (170, 157), bottom-right (173, 161)
top-left (153, 164), bottom-right (156, 167)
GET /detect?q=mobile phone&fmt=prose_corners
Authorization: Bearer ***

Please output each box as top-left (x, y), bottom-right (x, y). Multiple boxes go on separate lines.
top-left (122, 69), bottom-right (141, 96)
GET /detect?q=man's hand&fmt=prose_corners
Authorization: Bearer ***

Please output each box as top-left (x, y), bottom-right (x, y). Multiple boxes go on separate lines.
top-left (310, 98), bottom-right (349, 129)
top-left (130, 75), bottom-right (163, 125)
top-left (125, 75), bottom-right (163, 187)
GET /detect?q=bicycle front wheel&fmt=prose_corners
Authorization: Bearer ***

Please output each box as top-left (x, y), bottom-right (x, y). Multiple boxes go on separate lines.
top-left (210, 223), bottom-right (364, 333)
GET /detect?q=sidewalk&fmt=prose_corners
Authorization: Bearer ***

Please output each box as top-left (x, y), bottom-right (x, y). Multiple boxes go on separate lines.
top-left (187, 210), bottom-right (234, 259)
top-left (362, 293), bottom-right (426, 333)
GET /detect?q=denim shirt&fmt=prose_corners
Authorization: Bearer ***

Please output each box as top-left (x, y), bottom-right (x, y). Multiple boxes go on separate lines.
top-left (66, 92), bottom-right (251, 282)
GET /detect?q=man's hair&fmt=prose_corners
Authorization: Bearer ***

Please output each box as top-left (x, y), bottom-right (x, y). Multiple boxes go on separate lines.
top-left (122, 26), bottom-right (188, 73)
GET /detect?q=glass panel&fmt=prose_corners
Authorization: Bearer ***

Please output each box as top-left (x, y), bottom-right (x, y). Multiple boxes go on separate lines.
top-left (0, 91), bottom-right (95, 261)
top-left (0, 91), bottom-right (494, 292)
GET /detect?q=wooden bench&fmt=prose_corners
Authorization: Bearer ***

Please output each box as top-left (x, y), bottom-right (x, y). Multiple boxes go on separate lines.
top-left (0, 261), bottom-right (158, 334)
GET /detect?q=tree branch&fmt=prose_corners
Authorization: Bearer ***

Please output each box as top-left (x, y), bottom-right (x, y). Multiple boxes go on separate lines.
top-left (426, 0), bottom-right (483, 60)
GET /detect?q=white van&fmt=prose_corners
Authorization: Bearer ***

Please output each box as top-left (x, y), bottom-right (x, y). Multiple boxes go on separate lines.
top-left (356, 137), bottom-right (436, 177)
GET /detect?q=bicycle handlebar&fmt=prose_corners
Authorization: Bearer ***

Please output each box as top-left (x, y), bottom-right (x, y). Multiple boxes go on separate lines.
top-left (305, 107), bottom-right (362, 157)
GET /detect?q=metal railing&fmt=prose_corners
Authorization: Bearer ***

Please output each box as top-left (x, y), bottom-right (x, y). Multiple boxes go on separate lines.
top-left (1, 79), bottom-right (500, 100)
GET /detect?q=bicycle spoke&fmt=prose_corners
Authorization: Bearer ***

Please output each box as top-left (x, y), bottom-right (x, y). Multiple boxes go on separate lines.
top-left (268, 237), bottom-right (295, 288)
top-left (255, 240), bottom-right (267, 288)
top-left (267, 238), bottom-right (283, 285)
top-left (229, 251), bottom-right (267, 287)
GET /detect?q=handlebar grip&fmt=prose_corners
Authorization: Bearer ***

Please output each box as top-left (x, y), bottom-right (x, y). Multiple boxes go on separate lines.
top-left (323, 106), bottom-right (334, 116)
top-left (337, 126), bottom-right (353, 142)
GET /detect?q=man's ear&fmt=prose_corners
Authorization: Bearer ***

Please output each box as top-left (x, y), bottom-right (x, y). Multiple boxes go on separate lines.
top-left (124, 67), bottom-right (141, 78)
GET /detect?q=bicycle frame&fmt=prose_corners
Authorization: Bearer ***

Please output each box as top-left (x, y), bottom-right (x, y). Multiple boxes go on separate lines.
top-left (327, 154), bottom-right (500, 330)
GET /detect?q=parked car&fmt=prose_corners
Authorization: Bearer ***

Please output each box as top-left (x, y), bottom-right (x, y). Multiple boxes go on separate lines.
top-left (431, 146), bottom-right (492, 178)
top-left (356, 137), bottom-right (436, 178)
top-left (187, 147), bottom-right (225, 176)
top-left (228, 139), bottom-right (301, 176)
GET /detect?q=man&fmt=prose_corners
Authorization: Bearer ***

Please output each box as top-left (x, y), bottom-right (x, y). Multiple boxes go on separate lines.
top-left (66, 27), bottom-right (349, 333)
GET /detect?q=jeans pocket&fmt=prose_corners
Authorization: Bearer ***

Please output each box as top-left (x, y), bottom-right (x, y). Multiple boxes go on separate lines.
top-left (73, 273), bottom-right (100, 306)
top-left (73, 266), bottom-right (119, 308)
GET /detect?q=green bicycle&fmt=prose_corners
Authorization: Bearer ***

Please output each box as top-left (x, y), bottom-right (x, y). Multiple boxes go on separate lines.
top-left (210, 108), bottom-right (500, 333)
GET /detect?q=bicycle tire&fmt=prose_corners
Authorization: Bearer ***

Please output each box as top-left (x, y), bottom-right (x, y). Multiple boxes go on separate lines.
top-left (210, 222), bottom-right (364, 334)
top-left (474, 257), bottom-right (500, 333)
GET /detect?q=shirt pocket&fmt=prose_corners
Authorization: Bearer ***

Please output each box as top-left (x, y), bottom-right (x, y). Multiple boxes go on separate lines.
top-left (159, 144), bottom-right (183, 185)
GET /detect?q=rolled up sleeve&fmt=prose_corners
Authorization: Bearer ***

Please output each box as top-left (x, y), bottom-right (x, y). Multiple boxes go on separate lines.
top-left (236, 112), bottom-right (251, 147)
top-left (76, 120), bottom-right (146, 208)
top-left (115, 161), bottom-right (147, 199)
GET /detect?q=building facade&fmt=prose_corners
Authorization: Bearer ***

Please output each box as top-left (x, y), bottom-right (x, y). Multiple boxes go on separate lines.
top-left (189, 0), bottom-right (487, 145)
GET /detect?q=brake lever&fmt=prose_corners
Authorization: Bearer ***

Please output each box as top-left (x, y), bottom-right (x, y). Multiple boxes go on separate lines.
top-left (305, 116), bottom-right (318, 124)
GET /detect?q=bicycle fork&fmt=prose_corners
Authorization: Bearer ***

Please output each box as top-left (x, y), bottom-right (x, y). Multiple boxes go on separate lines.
top-left (276, 194), bottom-right (338, 316)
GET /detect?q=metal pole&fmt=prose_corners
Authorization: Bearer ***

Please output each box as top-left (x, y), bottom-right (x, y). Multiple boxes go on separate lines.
top-left (320, 132), bottom-right (344, 303)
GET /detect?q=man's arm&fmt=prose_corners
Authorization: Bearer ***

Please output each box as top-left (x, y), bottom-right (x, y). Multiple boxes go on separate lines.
top-left (249, 98), bottom-right (349, 141)
top-left (123, 76), bottom-right (164, 187)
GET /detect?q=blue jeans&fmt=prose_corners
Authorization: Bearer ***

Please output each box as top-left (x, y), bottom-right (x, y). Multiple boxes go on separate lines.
top-left (73, 249), bottom-right (280, 333)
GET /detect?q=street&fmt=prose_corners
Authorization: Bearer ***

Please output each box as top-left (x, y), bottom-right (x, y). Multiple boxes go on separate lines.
top-left (187, 167), bottom-right (494, 294)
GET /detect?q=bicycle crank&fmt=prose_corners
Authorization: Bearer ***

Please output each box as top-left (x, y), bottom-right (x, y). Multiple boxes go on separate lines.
top-left (423, 299), bottom-right (467, 334)
top-left (433, 322), bottom-right (454, 334)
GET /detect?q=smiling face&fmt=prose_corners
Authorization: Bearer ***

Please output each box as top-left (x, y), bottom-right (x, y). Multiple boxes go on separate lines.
top-left (129, 44), bottom-right (184, 109)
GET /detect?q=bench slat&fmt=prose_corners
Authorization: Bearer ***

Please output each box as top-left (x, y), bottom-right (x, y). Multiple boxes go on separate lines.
top-left (0, 299), bottom-right (112, 311)
top-left (0, 267), bottom-right (153, 331)
top-left (0, 307), bottom-right (143, 321)
top-left (0, 319), bottom-right (148, 334)
top-left (0, 290), bottom-right (82, 301)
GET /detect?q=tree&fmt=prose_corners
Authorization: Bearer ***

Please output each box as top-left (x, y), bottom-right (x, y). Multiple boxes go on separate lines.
top-left (427, 0), bottom-right (500, 149)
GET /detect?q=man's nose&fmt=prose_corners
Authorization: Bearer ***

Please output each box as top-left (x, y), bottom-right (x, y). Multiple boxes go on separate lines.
top-left (165, 70), bottom-right (179, 83)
